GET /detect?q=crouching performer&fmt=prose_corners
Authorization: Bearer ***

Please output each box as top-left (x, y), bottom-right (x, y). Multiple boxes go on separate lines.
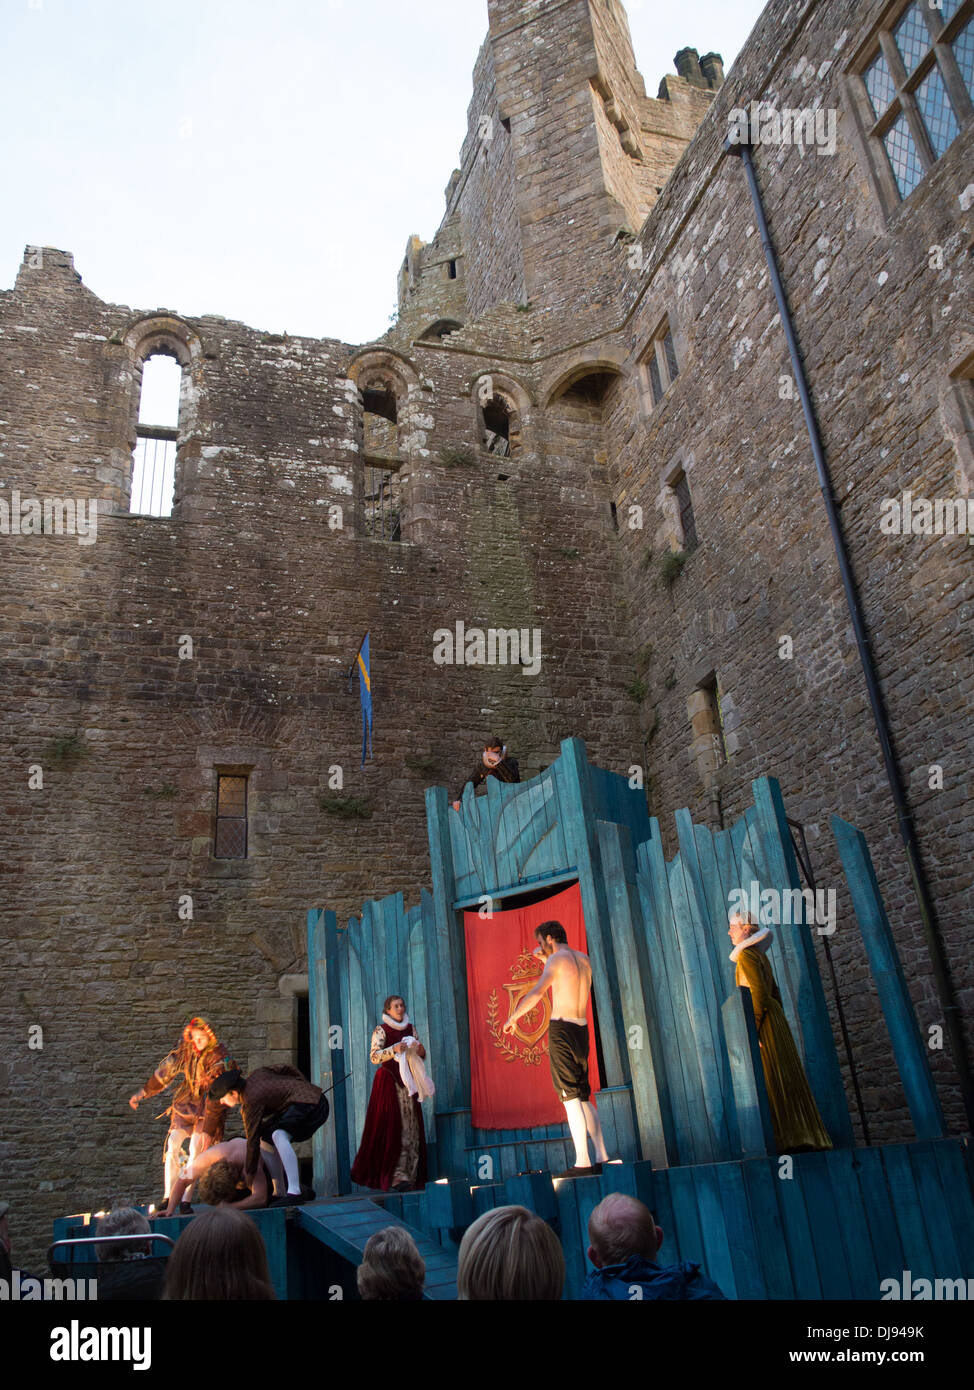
top-left (210, 1064), bottom-right (329, 1207)
top-left (162, 1138), bottom-right (280, 1216)
top-left (128, 1016), bottom-right (236, 1212)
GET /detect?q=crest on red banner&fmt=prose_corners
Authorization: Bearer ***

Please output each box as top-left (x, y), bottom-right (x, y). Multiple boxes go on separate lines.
top-left (464, 882), bottom-right (600, 1129)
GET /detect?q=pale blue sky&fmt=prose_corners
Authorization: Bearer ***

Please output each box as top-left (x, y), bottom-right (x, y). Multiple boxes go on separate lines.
top-left (1, 0), bottom-right (766, 343)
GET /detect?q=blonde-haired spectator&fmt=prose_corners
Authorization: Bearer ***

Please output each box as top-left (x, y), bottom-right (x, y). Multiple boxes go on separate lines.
top-left (457, 1205), bottom-right (564, 1300)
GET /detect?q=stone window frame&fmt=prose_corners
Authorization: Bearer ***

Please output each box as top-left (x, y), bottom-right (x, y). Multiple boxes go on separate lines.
top-left (657, 448), bottom-right (699, 556)
top-left (942, 345), bottom-right (974, 495)
top-left (687, 669), bottom-right (730, 783)
top-left (844, 0), bottom-right (974, 221)
top-left (119, 315), bottom-right (204, 518)
top-left (213, 768), bottom-right (250, 860)
top-left (471, 371), bottom-right (532, 459)
top-left (637, 314), bottom-right (681, 419)
top-left (348, 350), bottom-right (424, 544)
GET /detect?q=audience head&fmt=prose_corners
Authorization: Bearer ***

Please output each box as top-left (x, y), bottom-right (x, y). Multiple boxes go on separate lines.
top-left (357, 1226), bottom-right (426, 1300)
top-left (96, 1207), bottom-right (152, 1261)
top-left (162, 1206), bottom-right (275, 1300)
top-left (587, 1193), bottom-right (662, 1269)
top-left (197, 1160), bottom-right (248, 1207)
top-left (457, 1205), bottom-right (564, 1300)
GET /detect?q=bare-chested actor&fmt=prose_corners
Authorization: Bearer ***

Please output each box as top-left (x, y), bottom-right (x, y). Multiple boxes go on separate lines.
top-left (502, 919), bottom-right (609, 1177)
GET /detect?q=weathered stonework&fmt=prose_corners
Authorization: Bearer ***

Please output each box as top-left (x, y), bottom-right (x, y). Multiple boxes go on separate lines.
top-left (2, 0), bottom-right (972, 1266)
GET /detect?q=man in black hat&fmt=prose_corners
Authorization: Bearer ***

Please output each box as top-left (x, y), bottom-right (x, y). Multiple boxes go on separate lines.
top-left (210, 1065), bottom-right (328, 1208)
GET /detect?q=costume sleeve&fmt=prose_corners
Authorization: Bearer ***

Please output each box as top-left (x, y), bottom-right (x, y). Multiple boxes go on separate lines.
top-left (507, 757), bottom-right (520, 783)
top-left (141, 1048), bottom-right (180, 1098)
top-left (199, 1096), bottom-right (227, 1141)
top-left (370, 1025), bottom-right (396, 1065)
top-left (736, 950), bottom-right (770, 1033)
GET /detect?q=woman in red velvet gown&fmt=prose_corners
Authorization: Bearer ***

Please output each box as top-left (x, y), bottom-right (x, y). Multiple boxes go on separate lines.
top-left (350, 995), bottom-right (428, 1192)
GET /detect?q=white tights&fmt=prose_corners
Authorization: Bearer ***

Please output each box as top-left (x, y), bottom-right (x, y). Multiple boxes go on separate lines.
top-left (563, 1098), bottom-right (609, 1168)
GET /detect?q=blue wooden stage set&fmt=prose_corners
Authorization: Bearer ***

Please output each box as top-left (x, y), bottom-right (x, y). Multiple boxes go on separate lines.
top-left (54, 739), bottom-right (974, 1298)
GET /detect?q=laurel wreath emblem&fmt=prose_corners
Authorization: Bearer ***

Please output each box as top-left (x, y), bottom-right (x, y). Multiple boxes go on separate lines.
top-left (487, 988), bottom-right (548, 1066)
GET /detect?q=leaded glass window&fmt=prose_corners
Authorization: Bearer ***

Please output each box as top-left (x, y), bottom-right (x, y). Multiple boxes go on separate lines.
top-left (884, 112), bottom-right (925, 197)
top-left (855, 1), bottom-right (974, 208)
top-left (865, 50), bottom-right (896, 117)
top-left (954, 18), bottom-right (974, 95)
top-left (915, 64), bottom-right (960, 155)
top-left (893, 4), bottom-right (928, 74)
top-left (215, 775), bottom-right (248, 859)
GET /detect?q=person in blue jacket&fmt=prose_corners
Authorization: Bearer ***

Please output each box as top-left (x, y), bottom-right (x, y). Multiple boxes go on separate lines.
top-left (581, 1192), bottom-right (727, 1300)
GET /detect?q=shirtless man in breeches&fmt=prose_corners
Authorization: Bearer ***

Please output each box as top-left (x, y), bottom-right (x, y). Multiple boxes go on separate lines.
top-left (502, 919), bottom-right (610, 1177)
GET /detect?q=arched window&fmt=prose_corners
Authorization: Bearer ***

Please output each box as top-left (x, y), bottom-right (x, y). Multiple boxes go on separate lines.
top-left (361, 379), bottom-right (402, 542)
top-left (131, 352), bottom-right (182, 516)
top-left (476, 381), bottom-right (525, 458)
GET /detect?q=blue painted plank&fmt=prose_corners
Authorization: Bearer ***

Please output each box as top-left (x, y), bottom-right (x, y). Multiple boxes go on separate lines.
top-left (668, 851), bottom-right (726, 1160)
top-left (554, 1174), bottom-right (586, 1300)
top-left (740, 1158), bottom-right (797, 1300)
top-left (882, 1145), bottom-right (935, 1283)
top-left (795, 1151), bottom-right (853, 1299)
top-left (824, 1148), bottom-right (880, 1299)
top-left (715, 1162), bottom-right (767, 1299)
top-left (690, 1163), bottom-right (738, 1298)
top-left (667, 1167), bottom-right (706, 1268)
top-left (907, 1141), bottom-right (964, 1275)
top-left (774, 1160), bottom-right (823, 1299)
top-left (833, 816), bottom-right (946, 1141)
top-left (597, 820), bottom-right (669, 1167)
top-left (637, 828), bottom-right (700, 1165)
top-left (932, 1140), bottom-right (974, 1273)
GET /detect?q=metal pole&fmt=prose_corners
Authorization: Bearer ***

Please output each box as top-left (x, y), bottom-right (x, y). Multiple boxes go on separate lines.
top-left (726, 137), bottom-right (974, 1131)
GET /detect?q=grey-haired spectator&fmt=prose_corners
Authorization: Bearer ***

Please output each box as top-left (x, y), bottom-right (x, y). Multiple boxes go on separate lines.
top-left (95, 1207), bottom-right (166, 1301)
top-left (357, 1226), bottom-right (426, 1300)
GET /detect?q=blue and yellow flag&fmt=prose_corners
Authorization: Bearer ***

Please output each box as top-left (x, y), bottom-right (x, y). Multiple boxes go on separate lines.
top-left (356, 633), bottom-right (372, 765)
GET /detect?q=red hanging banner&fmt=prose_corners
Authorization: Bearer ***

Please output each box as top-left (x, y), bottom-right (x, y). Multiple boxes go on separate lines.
top-left (464, 882), bottom-right (600, 1130)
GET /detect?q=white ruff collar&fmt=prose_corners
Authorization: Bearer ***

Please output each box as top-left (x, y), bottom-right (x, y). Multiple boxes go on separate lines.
top-left (729, 927), bottom-right (772, 963)
top-left (382, 1012), bottom-right (411, 1030)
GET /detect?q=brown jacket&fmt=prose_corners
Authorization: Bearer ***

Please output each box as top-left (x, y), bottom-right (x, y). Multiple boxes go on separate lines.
top-left (240, 1065), bottom-right (321, 1174)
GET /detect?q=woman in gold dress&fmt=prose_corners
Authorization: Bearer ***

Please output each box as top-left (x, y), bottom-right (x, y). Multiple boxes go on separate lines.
top-left (728, 914), bottom-right (831, 1153)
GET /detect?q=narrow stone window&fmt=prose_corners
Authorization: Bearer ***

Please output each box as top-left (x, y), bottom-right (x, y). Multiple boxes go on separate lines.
top-left (671, 468), bottom-right (698, 551)
top-left (688, 673), bottom-right (728, 780)
top-left (214, 774), bottom-right (248, 859)
top-left (361, 383), bottom-right (402, 542)
top-left (852, 1), bottom-right (973, 207)
top-left (131, 353), bottom-right (182, 516)
top-left (639, 318), bottom-right (680, 414)
top-left (447, 259), bottom-right (458, 280)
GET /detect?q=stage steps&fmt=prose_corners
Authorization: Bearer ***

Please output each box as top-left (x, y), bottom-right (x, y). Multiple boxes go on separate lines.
top-left (296, 1198), bottom-right (458, 1299)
